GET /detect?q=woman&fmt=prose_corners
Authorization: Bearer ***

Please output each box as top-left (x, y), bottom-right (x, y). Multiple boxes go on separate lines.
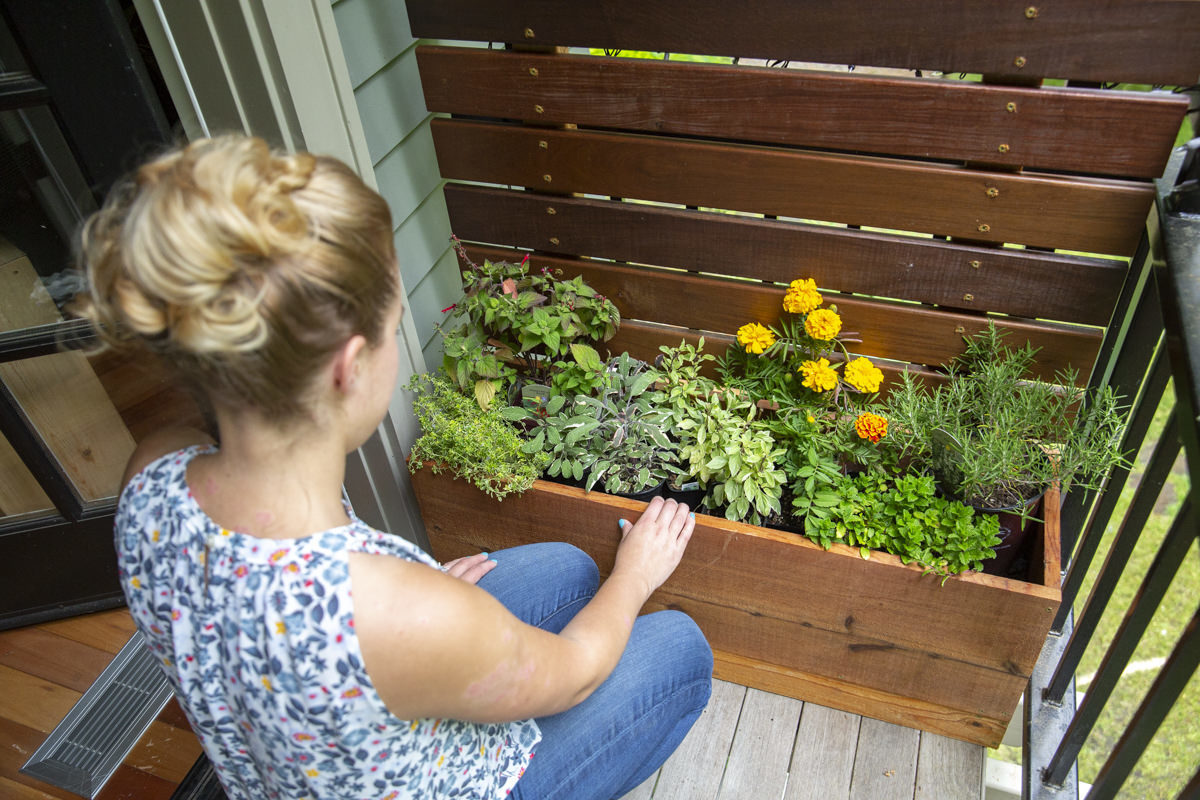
top-left (75, 135), bottom-right (711, 799)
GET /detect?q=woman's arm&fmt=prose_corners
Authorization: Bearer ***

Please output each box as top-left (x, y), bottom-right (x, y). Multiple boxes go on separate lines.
top-left (351, 496), bottom-right (694, 723)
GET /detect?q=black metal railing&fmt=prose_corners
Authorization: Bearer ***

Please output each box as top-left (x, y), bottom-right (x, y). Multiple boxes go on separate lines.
top-left (1026, 139), bottom-right (1200, 800)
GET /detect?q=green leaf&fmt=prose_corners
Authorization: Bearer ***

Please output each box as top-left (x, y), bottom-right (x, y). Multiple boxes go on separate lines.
top-left (570, 342), bottom-right (602, 371)
top-left (474, 379), bottom-right (497, 409)
top-left (546, 394), bottom-right (567, 415)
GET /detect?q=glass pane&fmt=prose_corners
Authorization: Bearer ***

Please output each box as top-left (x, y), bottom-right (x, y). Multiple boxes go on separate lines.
top-left (0, 428), bottom-right (53, 520)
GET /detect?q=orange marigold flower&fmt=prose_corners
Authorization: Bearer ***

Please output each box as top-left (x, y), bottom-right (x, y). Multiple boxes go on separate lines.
top-left (736, 322), bottom-right (776, 355)
top-left (799, 357), bottom-right (838, 392)
top-left (805, 308), bottom-right (842, 341)
top-left (855, 412), bottom-right (888, 442)
top-left (844, 357), bottom-right (884, 393)
top-left (783, 278), bottom-right (822, 315)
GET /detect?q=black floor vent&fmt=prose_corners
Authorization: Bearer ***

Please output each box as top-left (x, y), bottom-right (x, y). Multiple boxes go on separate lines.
top-left (21, 631), bottom-right (173, 798)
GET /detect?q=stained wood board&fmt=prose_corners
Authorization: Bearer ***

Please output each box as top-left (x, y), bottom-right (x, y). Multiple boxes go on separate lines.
top-left (419, 46), bottom-right (1185, 179)
top-left (433, 119), bottom-right (1154, 256)
top-left (447, 184), bottom-right (1128, 326)
top-left (0, 248), bottom-right (135, 507)
top-left (407, 0), bottom-right (1200, 86)
top-left (462, 244), bottom-right (1103, 385)
top-left (410, 469), bottom-right (1061, 745)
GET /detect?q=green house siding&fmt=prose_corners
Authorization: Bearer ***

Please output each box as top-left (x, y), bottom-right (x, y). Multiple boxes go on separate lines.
top-left (332, 0), bottom-right (460, 371)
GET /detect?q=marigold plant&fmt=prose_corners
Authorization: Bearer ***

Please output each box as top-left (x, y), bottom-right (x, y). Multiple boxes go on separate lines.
top-left (855, 412), bottom-right (888, 442)
top-left (736, 322), bottom-right (776, 355)
top-left (843, 357), bottom-right (884, 394)
top-left (804, 308), bottom-right (842, 341)
top-left (783, 278), bottom-right (822, 314)
top-left (799, 358), bottom-right (838, 392)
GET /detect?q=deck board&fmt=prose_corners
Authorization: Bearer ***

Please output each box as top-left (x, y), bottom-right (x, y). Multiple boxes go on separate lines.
top-left (848, 717), bottom-right (920, 800)
top-left (719, 688), bottom-right (803, 799)
top-left (651, 679), bottom-right (746, 800)
top-left (785, 703), bottom-right (862, 800)
top-left (914, 733), bottom-right (985, 799)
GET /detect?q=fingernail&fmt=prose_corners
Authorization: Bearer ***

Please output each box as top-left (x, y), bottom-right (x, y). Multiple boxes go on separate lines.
top-left (481, 552), bottom-right (489, 558)
top-left (690, 512), bottom-right (695, 519)
top-left (618, 518), bottom-right (628, 529)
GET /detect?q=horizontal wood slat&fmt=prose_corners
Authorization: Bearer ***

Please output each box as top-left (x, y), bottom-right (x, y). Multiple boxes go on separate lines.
top-left (407, 0), bottom-right (1200, 86)
top-left (461, 245), bottom-right (1101, 383)
top-left (419, 46), bottom-right (1186, 179)
top-left (600, 321), bottom-right (950, 397)
top-left (446, 184), bottom-right (1128, 326)
top-left (432, 119), bottom-right (1154, 256)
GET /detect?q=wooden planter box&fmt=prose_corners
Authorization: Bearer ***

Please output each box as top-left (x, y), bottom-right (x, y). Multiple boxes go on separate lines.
top-left (411, 468), bottom-right (1061, 747)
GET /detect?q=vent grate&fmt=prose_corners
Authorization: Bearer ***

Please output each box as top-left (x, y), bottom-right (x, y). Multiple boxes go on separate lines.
top-left (21, 631), bottom-right (174, 798)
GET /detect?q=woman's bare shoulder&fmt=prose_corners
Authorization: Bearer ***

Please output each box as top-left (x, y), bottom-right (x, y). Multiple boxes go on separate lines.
top-left (121, 427), bottom-right (216, 489)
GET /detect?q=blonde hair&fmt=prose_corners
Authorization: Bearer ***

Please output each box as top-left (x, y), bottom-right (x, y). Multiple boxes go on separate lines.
top-left (74, 135), bottom-right (398, 421)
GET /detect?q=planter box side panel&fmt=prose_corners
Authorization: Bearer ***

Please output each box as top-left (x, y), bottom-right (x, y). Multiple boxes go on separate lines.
top-left (410, 468), bottom-right (1061, 746)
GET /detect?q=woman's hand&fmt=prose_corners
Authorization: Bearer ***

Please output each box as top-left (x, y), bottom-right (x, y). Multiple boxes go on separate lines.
top-left (612, 497), bottom-right (695, 601)
top-left (440, 552), bottom-right (496, 585)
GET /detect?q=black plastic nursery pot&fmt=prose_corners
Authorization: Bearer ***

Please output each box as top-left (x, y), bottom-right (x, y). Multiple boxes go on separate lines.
top-left (975, 490), bottom-right (1046, 581)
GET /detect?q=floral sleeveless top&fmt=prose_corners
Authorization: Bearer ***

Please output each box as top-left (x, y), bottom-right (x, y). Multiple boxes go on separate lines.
top-left (116, 446), bottom-right (540, 799)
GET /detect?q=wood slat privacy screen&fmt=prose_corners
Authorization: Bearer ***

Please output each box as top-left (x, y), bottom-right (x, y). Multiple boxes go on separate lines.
top-left (408, 1), bottom-right (1193, 387)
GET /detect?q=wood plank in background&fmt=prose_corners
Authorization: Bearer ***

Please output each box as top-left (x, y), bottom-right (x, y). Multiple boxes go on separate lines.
top-left (462, 244), bottom-right (1103, 384)
top-left (447, 185), bottom-right (1128, 327)
top-left (0, 252), bottom-right (135, 506)
top-left (786, 703), bottom-right (861, 800)
top-left (420, 46), bottom-right (1186, 179)
top-left (433, 119), bottom-right (1154, 256)
top-left (407, 0), bottom-right (1200, 86)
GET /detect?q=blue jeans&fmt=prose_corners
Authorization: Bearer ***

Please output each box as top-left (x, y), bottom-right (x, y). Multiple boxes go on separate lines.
top-left (476, 542), bottom-right (713, 800)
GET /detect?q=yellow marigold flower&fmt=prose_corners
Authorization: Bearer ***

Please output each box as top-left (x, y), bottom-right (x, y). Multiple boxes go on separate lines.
top-left (799, 358), bottom-right (838, 392)
top-left (805, 308), bottom-right (842, 341)
top-left (736, 322), bottom-right (776, 355)
top-left (855, 412), bottom-right (888, 442)
top-left (783, 278), bottom-right (823, 315)
top-left (844, 357), bottom-right (884, 394)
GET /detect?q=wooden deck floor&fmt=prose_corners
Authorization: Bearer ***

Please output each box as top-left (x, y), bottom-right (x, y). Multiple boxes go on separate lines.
top-left (1, 608), bottom-right (984, 800)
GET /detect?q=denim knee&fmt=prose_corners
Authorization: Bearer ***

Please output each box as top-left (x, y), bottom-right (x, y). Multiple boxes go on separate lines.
top-left (644, 609), bottom-right (714, 681)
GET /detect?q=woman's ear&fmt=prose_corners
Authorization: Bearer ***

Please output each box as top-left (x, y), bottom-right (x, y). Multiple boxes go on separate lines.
top-left (331, 334), bottom-right (369, 393)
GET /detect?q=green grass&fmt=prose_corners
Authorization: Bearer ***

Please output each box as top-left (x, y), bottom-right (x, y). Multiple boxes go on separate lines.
top-left (995, 382), bottom-right (1197, 796)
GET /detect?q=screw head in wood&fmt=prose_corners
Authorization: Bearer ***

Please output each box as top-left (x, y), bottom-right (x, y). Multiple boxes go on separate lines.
top-left (986, 187), bottom-right (1000, 198)
top-left (1025, 6), bottom-right (1039, 18)
top-left (970, 259), bottom-right (982, 269)
top-left (963, 293), bottom-right (975, 302)
top-left (538, 140), bottom-right (548, 150)
top-left (529, 67), bottom-right (539, 77)
top-left (955, 326), bottom-right (966, 334)
top-left (978, 223), bottom-right (991, 232)
top-left (998, 143), bottom-right (1011, 154)
top-left (524, 27), bottom-right (535, 39)
top-left (1006, 101), bottom-right (1017, 113)
top-left (546, 207), bottom-right (557, 215)
top-left (542, 173), bottom-right (552, 183)
top-left (1014, 56), bottom-right (1028, 68)
top-left (534, 104), bottom-right (545, 114)
top-left (549, 237), bottom-right (560, 245)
